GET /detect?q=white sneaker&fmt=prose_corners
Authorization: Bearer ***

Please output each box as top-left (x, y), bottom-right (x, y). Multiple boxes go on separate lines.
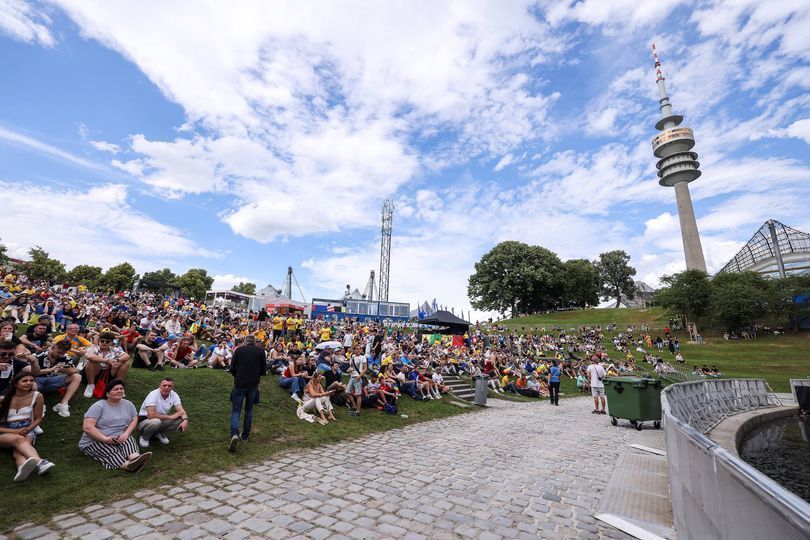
top-left (37, 459), bottom-right (55, 475)
top-left (53, 403), bottom-right (70, 417)
top-left (83, 384), bottom-right (95, 398)
top-left (155, 433), bottom-right (170, 445)
top-left (14, 457), bottom-right (39, 482)
top-left (291, 394), bottom-right (303, 404)
top-left (139, 436), bottom-right (150, 448)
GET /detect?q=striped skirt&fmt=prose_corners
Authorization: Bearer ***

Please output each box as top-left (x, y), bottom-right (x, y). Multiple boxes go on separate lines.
top-left (80, 436), bottom-right (139, 469)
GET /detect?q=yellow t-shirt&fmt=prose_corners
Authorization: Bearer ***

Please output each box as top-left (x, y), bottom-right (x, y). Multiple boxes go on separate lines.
top-left (53, 334), bottom-right (91, 358)
top-left (319, 327), bottom-right (332, 341)
top-left (272, 316), bottom-right (284, 331)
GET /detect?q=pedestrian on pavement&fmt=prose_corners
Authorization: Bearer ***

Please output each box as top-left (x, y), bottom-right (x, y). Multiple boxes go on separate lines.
top-left (586, 357), bottom-right (607, 414)
top-left (548, 359), bottom-right (561, 406)
top-left (228, 335), bottom-right (266, 452)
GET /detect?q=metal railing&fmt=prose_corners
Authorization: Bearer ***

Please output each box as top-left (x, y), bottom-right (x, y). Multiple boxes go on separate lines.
top-left (662, 379), bottom-right (810, 539)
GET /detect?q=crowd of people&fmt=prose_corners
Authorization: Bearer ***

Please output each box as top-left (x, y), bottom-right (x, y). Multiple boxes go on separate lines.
top-left (1, 267), bottom-right (695, 480)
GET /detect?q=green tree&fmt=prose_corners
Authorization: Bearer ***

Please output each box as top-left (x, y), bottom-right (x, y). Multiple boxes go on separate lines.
top-left (655, 269), bottom-right (713, 326)
top-left (0, 238), bottom-right (9, 267)
top-left (66, 264), bottom-right (103, 289)
top-left (767, 275), bottom-right (810, 331)
top-left (26, 246), bottom-right (67, 282)
top-left (711, 272), bottom-right (770, 333)
top-left (468, 241), bottom-right (563, 317)
top-left (595, 250), bottom-right (636, 308)
top-left (140, 268), bottom-right (179, 294)
top-left (560, 259), bottom-right (599, 308)
top-left (103, 262), bottom-right (137, 292)
top-left (176, 268), bottom-right (214, 300)
top-left (231, 282), bottom-right (256, 295)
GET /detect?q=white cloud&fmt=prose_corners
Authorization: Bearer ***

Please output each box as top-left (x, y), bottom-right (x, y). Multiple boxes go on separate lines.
top-left (545, 0), bottom-right (686, 30)
top-left (0, 181), bottom-right (218, 272)
top-left (211, 274), bottom-right (260, 291)
top-left (50, 0), bottom-right (565, 240)
top-left (89, 140), bottom-right (120, 153)
top-left (493, 153), bottom-right (514, 171)
top-left (0, 125), bottom-right (105, 171)
top-left (0, 0), bottom-right (54, 45)
top-left (767, 118), bottom-right (810, 144)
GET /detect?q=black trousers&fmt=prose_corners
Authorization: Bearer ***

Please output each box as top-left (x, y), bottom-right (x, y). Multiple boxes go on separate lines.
top-left (549, 381), bottom-right (561, 404)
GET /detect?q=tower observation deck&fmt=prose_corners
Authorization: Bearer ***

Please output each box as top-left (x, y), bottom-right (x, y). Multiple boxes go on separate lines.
top-left (651, 45), bottom-right (707, 272)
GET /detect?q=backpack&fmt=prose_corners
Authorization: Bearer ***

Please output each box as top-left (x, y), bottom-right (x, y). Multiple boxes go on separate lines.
top-left (384, 403), bottom-right (397, 415)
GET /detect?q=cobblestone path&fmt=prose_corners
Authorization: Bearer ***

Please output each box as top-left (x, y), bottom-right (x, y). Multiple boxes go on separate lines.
top-left (9, 396), bottom-right (632, 539)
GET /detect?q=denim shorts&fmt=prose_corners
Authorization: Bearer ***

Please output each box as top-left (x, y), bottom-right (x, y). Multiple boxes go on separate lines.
top-left (36, 375), bottom-right (67, 392)
top-left (346, 377), bottom-right (362, 395)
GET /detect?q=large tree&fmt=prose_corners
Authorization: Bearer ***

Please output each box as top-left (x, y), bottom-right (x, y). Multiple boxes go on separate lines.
top-left (231, 282), bottom-right (256, 295)
top-left (595, 250), bottom-right (636, 308)
top-left (711, 271), bottom-right (770, 333)
top-left (467, 241), bottom-right (563, 317)
top-left (655, 269), bottom-right (713, 325)
top-left (67, 264), bottom-right (103, 290)
top-left (767, 274), bottom-right (810, 331)
top-left (560, 259), bottom-right (599, 309)
top-left (103, 262), bottom-right (137, 292)
top-left (141, 268), bottom-right (179, 293)
top-left (176, 268), bottom-right (214, 300)
top-left (26, 246), bottom-right (66, 283)
top-left (0, 238), bottom-right (9, 267)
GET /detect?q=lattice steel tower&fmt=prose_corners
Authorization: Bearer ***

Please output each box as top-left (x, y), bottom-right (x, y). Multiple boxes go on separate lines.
top-left (378, 199), bottom-right (394, 302)
top-left (651, 44), bottom-right (707, 272)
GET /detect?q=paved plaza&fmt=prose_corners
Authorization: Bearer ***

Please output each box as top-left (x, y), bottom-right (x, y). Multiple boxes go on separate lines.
top-left (9, 397), bottom-right (634, 540)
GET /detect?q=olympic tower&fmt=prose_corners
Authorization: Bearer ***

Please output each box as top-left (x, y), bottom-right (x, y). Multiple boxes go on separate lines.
top-left (651, 44), bottom-right (707, 272)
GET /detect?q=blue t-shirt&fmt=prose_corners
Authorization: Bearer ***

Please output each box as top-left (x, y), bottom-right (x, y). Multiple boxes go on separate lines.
top-left (549, 366), bottom-right (561, 383)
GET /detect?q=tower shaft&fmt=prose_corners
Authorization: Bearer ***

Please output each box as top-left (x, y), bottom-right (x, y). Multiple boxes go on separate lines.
top-left (378, 199), bottom-right (394, 302)
top-left (651, 45), bottom-right (707, 272)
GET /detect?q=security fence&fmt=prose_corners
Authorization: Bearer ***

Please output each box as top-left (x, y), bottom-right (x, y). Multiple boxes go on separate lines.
top-left (662, 379), bottom-right (810, 539)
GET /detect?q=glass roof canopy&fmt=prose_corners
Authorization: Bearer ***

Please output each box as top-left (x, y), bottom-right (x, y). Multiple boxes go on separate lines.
top-left (718, 220), bottom-right (810, 276)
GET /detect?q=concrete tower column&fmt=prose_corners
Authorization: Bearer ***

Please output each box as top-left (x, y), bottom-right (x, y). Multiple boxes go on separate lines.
top-left (650, 45), bottom-right (708, 272)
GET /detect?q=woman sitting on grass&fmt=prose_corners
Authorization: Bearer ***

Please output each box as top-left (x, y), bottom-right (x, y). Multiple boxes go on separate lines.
top-left (301, 371), bottom-right (337, 425)
top-left (79, 379), bottom-right (152, 472)
top-left (0, 372), bottom-right (56, 481)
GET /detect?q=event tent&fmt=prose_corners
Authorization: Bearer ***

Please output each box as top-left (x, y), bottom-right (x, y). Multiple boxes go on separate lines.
top-left (419, 309), bottom-right (471, 335)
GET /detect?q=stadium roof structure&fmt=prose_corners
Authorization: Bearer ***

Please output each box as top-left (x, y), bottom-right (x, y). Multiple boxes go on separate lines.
top-left (718, 220), bottom-right (810, 278)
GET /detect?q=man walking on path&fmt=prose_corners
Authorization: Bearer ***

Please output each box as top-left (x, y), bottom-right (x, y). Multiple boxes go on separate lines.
top-left (586, 357), bottom-right (607, 414)
top-left (228, 335), bottom-right (266, 452)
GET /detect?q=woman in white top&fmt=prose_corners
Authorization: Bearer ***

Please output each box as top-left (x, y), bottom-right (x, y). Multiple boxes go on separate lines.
top-left (0, 372), bottom-right (55, 481)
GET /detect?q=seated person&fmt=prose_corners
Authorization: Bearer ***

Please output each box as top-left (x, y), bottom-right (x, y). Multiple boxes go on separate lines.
top-left (520, 375), bottom-right (541, 398)
top-left (323, 362), bottom-right (347, 406)
top-left (53, 323), bottom-right (91, 365)
top-left (0, 340), bottom-right (37, 393)
top-left (166, 337), bottom-right (198, 369)
top-left (209, 340), bottom-right (233, 369)
top-left (278, 354), bottom-right (307, 403)
top-left (0, 321), bottom-right (30, 358)
top-left (135, 330), bottom-right (167, 371)
top-left (361, 375), bottom-right (384, 409)
top-left (301, 371), bottom-right (337, 424)
top-left (431, 369), bottom-right (449, 395)
top-left (79, 379), bottom-right (152, 472)
top-left (137, 377), bottom-right (189, 447)
top-left (20, 322), bottom-right (51, 355)
top-left (83, 332), bottom-right (131, 398)
top-left (32, 340), bottom-right (81, 417)
top-left (0, 372), bottom-right (55, 481)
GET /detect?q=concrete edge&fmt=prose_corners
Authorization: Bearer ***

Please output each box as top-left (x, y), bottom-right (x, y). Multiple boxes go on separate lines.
top-left (707, 406), bottom-right (799, 458)
top-left (595, 513), bottom-right (672, 540)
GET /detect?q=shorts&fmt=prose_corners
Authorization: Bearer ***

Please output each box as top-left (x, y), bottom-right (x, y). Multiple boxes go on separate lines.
top-left (591, 386), bottom-right (605, 397)
top-left (346, 377), bottom-right (363, 396)
top-left (36, 375), bottom-right (67, 392)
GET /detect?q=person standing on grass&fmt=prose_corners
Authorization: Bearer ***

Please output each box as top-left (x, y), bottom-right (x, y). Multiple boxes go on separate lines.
top-left (228, 335), bottom-right (266, 452)
top-left (548, 359), bottom-right (561, 406)
top-left (587, 356), bottom-right (607, 414)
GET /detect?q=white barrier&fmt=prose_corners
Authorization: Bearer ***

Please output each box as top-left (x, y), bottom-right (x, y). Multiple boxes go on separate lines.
top-left (662, 380), bottom-right (810, 539)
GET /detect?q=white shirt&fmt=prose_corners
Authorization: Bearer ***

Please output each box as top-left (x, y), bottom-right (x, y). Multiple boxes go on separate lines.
top-left (587, 363), bottom-right (606, 388)
top-left (138, 388), bottom-right (182, 417)
top-left (431, 373), bottom-right (443, 384)
top-left (348, 354), bottom-right (367, 378)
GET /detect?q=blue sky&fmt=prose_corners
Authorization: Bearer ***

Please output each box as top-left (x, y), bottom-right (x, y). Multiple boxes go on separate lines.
top-left (1, 0), bottom-right (809, 317)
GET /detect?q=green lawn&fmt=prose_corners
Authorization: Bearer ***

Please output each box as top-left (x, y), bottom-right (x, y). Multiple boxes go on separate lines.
top-left (1, 368), bottom-right (470, 531)
top-left (501, 307), bottom-right (666, 328)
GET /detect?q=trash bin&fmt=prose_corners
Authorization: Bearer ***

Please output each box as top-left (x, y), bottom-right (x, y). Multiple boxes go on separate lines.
top-left (474, 374), bottom-right (488, 406)
top-left (604, 376), bottom-right (662, 430)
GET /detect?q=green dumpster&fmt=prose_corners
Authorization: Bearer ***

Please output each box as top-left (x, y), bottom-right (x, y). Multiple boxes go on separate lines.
top-left (604, 376), bottom-right (662, 431)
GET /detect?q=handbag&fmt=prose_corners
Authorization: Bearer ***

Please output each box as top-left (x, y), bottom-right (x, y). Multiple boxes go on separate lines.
top-left (92, 367), bottom-right (111, 399)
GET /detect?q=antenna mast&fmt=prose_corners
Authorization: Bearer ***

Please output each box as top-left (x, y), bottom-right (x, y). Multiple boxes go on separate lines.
top-left (378, 199), bottom-right (394, 302)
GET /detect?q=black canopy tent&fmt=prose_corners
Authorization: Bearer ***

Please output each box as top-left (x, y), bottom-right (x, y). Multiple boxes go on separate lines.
top-left (419, 310), bottom-right (471, 335)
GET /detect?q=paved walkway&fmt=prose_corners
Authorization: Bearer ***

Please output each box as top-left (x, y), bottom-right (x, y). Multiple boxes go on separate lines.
top-left (10, 397), bottom-right (634, 540)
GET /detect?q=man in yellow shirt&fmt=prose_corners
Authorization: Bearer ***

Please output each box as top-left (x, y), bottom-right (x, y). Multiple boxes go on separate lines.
top-left (271, 314), bottom-right (284, 341)
top-left (319, 325), bottom-right (332, 342)
top-left (53, 323), bottom-right (92, 361)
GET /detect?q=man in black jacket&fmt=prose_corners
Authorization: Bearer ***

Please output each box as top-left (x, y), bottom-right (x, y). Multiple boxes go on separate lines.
top-left (228, 335), bottom-right (266, 452)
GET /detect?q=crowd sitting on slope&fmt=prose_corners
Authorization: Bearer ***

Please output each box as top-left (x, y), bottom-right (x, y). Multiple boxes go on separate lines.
top-left (1, 266), bottom-right (668, 481)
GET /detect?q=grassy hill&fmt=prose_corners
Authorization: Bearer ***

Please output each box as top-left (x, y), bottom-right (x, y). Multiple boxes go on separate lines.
top-left (501, 307), bottom-right (666, 328)
top-left (502, 308), bottom-right (809, 393)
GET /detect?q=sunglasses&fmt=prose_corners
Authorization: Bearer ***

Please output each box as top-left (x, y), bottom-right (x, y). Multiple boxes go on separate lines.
top-left (99, 339), bottom-right (112, 343)
top-left (0, 352), bottom-right (15, 358)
